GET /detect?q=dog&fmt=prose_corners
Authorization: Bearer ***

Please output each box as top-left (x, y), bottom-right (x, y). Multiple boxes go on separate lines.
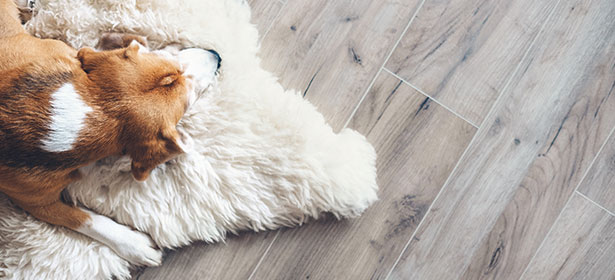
top-left (0, 0), bottom-right (220, 266)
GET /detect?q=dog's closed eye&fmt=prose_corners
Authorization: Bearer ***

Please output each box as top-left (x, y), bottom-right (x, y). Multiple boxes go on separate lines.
top-left (159, 75), bottom-right (178, 87)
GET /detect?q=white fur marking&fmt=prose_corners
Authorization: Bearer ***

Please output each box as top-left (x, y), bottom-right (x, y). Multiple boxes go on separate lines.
top-left (177, 48), bottom-right (218, 107)
top-left (41, 83), bottom-right (93, 153)
top-left (77, 209), bottom-right (162, 266)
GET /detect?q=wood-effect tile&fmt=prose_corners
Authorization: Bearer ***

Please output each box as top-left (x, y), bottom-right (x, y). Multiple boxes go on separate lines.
top-left (137, 232), bottom-right (276, 280)
top-left (249, 71), bottom-right (476, 279)
top-left (247, 0), bottom-right (285, 42)
top-left (389, 0), bottom-right (615, 278)
top-left (521, 193), bottom-right (615, 280)
top-left (386, 0), bottom-right (559, 125)
top-left (578, 130), bottom-right (615, 214)
top-left (258, 0), bottom-right (422, 131)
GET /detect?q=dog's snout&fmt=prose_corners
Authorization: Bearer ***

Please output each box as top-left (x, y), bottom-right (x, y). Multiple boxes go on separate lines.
top-left (177, 48), bottom-right (219, 98)
top-left (207, 49), bottom-right (221, 70)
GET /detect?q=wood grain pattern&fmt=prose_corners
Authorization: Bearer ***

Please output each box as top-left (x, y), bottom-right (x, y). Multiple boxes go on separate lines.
top-left (389, 0), bottom-right (615, 278)
top-left (139, 0), bottom-right (615, 278)
top-left (386, 0), bottom-right (559, 125)
top-left (139, 2), bottom-right (423, 278)
top-left (247, 0), bottom-right (285, 41)
top-left (460, 2), bottom-right (615, 277)
top-left (258, 0), bottom-right (422, 131)
top-left (136, 231), bottom-right (276, 280)
top-left (578, 132), bottom-right (615, 213)
top-left (521, 193), bottom-right (615, 280)
top-left (248, 71), bottom-right (476, 279)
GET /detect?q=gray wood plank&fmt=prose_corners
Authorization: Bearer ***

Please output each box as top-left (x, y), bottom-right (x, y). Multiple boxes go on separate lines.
top-left (258, 0), bottom-right (422, 131)
top-left (137, 231), bottom-right (276, 280)
top-left (521, 193), bottom-right (615, 280)
top-left (461, 5), bottom-right (615, 278)
top-left (386, 0), bottom-right (559, 125)
top-left (388, 0), bottom-right (615, 278)
top-left (578, 131), bottom-right (615, 213)
top-left (139, 1), bottom-right (422, 278)
top-left (248, 0), bottom-right (285, 41)
top-left (248, 71), bottom-right (476, 279)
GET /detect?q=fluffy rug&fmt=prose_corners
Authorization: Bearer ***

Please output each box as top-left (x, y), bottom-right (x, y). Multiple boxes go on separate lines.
top-left (0, 0), bottom-right (378, 279)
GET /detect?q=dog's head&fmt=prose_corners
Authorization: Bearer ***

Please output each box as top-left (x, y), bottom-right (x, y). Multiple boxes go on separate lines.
top-left (77, 41), bottom-right (220, 181)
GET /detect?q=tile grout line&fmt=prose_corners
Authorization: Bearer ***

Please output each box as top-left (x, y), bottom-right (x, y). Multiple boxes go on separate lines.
top-left (575, 190), bottom-right (615, 217)
top-left (383, 67), bottom-right (479, 128)
top-left (518, 122), bottom-right (615, 280)
top-left (257, 1), bottom-right (288, 46)
top-left (249, 0), bottom-right (426, 276)
top-left (383, 105), bottom-right (483, 280)
top-left (247, 231), bottom-right (280, 280)
top-left (474, 6), bottom-right (560, 129)
top-left (342, 0), bottom-right (426, 130)
top-left (456, 0), bottom-right (564, 277)
top-left (385, 0), bottom-right (563, 277)
top-left (247, 0), bottom-right (420, 276)
top-left (248, 0), bottom-right (430, 277)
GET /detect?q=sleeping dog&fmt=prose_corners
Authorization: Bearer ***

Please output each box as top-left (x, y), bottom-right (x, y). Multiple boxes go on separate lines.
top-left (0, 0), bottom-right (219, 266)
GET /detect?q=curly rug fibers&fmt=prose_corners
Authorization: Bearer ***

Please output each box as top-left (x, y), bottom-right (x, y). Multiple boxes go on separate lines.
top-left (0, 0), bottom-right (378, 279)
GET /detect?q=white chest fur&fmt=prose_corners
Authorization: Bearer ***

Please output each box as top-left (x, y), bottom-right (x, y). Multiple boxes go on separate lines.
top-left (40, 83), bottom-right (93, 153)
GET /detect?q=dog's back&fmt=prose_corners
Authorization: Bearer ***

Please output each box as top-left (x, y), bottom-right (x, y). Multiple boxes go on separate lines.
top-left (0, 67), bottom-right (91, 171)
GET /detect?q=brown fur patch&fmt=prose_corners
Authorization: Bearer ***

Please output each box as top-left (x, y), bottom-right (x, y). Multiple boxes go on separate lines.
top-left (0, 0), bottom-right (190, 229)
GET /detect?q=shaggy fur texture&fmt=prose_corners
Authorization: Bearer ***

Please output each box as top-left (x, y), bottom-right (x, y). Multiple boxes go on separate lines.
top-left (0, 0), bottom-right (378, 279)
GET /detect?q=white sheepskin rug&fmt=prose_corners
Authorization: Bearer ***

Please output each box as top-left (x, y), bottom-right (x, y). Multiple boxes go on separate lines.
top-left (0, 0), bottom-right (378, 279)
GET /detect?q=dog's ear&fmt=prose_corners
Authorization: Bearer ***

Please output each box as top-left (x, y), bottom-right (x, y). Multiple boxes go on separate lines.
top-left (77, 47), bottom-right (101, 75)
top-left (130, 126), bottom-right (184, 181)
top-left (124, 41), bottom-right (140, 59)
top-left (124, 40), bottom-right (148, 59)
top-left (98, 33), bottom-right (148, 51)
top-left (77, 47), bottom-right (95, 60)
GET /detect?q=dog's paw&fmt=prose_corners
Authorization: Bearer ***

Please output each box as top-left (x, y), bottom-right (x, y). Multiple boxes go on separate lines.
top-left (114, 229), bottom-right (163, 267)
top-left (80, 210), bottom-right (162, 266)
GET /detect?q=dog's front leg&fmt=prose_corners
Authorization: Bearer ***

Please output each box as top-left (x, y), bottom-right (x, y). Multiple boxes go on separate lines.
top-left (17, 198), bottom-right (162, 266)
top-left (77, 209), bottom-right (163, 266)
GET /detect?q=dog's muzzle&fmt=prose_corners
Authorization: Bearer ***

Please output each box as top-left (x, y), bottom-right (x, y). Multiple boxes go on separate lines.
top-left (178, 48), bottom-right (221, 90)
top-left (177, 48), bottom-right (221, 107)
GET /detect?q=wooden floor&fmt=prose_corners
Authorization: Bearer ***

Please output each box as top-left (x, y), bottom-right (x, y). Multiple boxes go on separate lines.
top-left (136, 0), bottom-right (615, 279)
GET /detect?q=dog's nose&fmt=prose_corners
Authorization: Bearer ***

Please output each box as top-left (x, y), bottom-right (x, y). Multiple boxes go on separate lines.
top-left (178, 48), bottom-right (219, 81)
top-left (207, 49), bottom-right (221, 70)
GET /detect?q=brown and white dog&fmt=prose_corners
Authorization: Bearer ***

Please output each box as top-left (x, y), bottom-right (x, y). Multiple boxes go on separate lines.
top-left (0, 0), bottom-right (220, 266)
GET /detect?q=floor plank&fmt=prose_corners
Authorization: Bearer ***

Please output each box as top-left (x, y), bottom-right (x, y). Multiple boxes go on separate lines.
top-left (521, 193), bottom-right (615, 280)
top-left (385, 0), bottom-right (559, 125)
top-left (258, 0), bottom-right (422, 131)
top-left (248, 71), bottom-right (476, 279)
top-left (136, 231), bottom-right (276, 279)
top-left (578, 131), bottom-right (615, 213)
top-left (248, 0), bottom-right (285, 41)
top-left (388, 0), bottom-right (615, 278)
top-left (461, 3), bottom-right (615, 277)
top-left (141, 2), bottom-right (423, 278)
